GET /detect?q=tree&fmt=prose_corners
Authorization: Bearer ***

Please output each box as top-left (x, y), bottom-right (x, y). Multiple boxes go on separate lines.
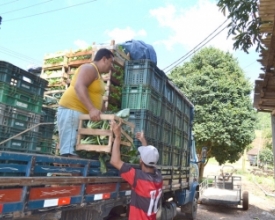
top-left (259, 148), bottom-right (274, 166)
top-left (217, 0), bottom-right (265, 53)
top-left (169, 47), bottom-right (257, 179)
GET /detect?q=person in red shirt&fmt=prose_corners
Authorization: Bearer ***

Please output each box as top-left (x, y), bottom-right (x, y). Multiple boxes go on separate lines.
top-left (110, 120), bottom-right (163, 220)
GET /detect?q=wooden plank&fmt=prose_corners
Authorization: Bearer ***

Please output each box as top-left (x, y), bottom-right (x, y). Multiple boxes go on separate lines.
top-left (78, 128), bottom-right (112, 136)
top-left (76, 144), bottom-right (111, 152)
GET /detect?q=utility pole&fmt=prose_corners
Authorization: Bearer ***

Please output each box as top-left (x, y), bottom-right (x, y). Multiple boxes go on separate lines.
top-left (270, 113), bottom-right (275, 186)
top-left (0, 16), bottom-right (2, 28)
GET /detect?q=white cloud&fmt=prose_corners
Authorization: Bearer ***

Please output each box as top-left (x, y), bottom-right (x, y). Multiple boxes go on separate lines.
top-left (150, 0), bottom-right (233, 52)
top-left (105, 27), bottom-right (147, 44)
top-left (74, 40), bottom-right (89, 49)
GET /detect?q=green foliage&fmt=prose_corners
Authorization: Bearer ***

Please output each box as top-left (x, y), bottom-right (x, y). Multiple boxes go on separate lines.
top-left (217, 0), bottom-right (265, 53)
top-left (256, 112), bottom-right (272, 150)
top-left (169, 47), bottom-right (256, 165)
top-left (259, 148), bottom-right (274, 165)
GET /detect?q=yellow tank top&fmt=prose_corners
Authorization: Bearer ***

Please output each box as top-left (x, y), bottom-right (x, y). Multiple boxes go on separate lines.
top-left (59, 63), bottom-right (105, 113)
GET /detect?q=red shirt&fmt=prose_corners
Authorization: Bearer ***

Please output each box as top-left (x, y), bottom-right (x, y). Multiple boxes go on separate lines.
top-left (119, 163), bottom-right (163, 220)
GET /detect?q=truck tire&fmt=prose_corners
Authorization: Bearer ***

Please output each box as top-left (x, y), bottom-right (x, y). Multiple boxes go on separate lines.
top-left (242, 191), bottom-right (249, 211)
top-left (180, 197), bottom-right (197, 220)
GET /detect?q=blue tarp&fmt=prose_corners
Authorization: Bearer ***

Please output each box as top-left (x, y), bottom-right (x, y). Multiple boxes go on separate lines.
top-left (120, 40), bottom-right (157, 64)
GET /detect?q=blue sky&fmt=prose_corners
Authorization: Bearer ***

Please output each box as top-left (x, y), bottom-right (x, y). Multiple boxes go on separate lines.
top-left (0, 0), bottom-right (262, 86)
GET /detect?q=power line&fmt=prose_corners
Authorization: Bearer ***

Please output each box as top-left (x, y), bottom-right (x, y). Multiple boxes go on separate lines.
top-left (0, 0), bottom-right (53, 15)
top-left (165, 25), bottom-right (228, 73)
top-left (163, 19), bottom-right (229, 73)
top-left (0, 0), bottom-right (18, 7)
top-left (0, 46), bottom-right (41, 64)
top-left (4, 0), bottom-right (97, 22)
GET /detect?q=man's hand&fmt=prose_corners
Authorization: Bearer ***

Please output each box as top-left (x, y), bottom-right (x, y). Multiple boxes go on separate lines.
top-left (111, 120), bottom-right (122, 137)
top-left (89, 108), bottom-right (101, 121)
top-left (136, 131), bottom-right (147, 146)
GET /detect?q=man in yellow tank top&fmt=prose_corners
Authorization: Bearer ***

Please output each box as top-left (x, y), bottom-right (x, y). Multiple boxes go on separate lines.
top-left (57, 48), bottom-right (114, 157)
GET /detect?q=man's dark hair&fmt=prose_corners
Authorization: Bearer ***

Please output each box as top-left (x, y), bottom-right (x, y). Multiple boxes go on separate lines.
top-left (94, 48), bottom-right (114, 61)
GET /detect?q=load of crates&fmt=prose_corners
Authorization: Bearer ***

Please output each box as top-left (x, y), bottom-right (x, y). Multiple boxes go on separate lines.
top-left (0, 60), bottom-right (56, 154)
top-left (122, 59), bottom-right (193, 167)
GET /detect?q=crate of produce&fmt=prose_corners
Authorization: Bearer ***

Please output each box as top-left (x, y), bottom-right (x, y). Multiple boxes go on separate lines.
top-left (0, 82), bottom-right (43, 114)
top-left (76, 114), bottom-right (135, 153)
top-left (164, 80), bottom-right (174, 104)
top-left (161, 98), bottom-right (174, 124)
top-left (129, 110), bottom-right (161, 141)
top-left (38, 139), bottom-right (56, 155)
top-left (158, 143), bottom-right (172, 166)
top-left (67, 48), bottom-right (93, 66)
top-left (122, 85), bottom-right (162, 117)
top-left (124, 59), bottom-right (165, 94)
top-left (0, 126), bottom-right (41, 153)
top-left (0, 103), bottom-right (40, 132)
top-left (0, 61), bottom-right (48, 96)
top-left (160, 121), bottom-right (173, 145)
top-left (43, 52), bottom-right (68, 69)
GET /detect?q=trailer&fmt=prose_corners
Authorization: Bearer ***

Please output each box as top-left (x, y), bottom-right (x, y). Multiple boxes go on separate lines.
top-left (199, 165), bottom-right (249, 210)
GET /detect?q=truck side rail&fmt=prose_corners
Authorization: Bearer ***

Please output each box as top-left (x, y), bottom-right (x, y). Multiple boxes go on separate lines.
top-left (0, 151), bottom-right (189, 217)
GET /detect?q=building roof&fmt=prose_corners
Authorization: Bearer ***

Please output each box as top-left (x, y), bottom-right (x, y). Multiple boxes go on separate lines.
top-left (253, 0), bottom-right (275, 112)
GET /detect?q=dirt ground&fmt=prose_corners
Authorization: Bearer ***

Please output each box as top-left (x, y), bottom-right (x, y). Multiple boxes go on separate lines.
top-left (195, 161), bottom-right (275, 220)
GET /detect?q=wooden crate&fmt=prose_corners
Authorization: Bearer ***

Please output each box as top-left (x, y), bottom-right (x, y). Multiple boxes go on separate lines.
top-left (76, 114), bottom-right (134, 153)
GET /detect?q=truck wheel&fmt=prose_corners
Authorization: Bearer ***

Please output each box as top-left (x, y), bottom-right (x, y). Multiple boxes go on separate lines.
top-left (242, 191), bottom-right (249, 211)
top-left (180, 197), bottom-right (197, 220)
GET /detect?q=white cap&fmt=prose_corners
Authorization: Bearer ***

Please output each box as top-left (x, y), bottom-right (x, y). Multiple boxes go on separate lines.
top-left (138, 145), bottom-right (159, 167)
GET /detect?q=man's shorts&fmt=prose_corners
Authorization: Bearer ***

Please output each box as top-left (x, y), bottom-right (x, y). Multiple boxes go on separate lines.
top-left (57, 107), bottom-right (82, 156)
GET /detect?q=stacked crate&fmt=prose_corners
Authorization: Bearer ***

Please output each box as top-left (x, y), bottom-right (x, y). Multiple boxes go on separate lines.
top-left (0, 61), bottom-right (49, 154)
top-left (122, 59), bottom-right (193, 167)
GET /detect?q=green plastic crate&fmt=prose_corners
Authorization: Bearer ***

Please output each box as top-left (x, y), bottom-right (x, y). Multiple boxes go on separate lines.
top-left (124, 60), bottom-right (165, 93)
top-left (38, 139), bottom-right (56, 155)
top-left (172, 127), bottom-right (182, 149)
top-left (0, 103), bottom-right (40, 132)
top-left (160, 121), bottom-right (172, 145)
top-left (172, 147), bottom-right (181, 166)
top-left (122, 86), bottom-right (162, 117)
top-left (161, 98), bottom-right (174, 124)
top-left (174, 109), bottom-right (184, 131)
top-left (129, 110), bottom-right (161, 140)
top-left (158, 143), bottom-right (172, 166)
top-left (0, 61), bottom-right (48, 96)
top-left (0, 82), bottom-right (43, 114)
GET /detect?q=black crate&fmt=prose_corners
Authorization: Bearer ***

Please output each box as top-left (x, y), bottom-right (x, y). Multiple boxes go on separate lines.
top-left (41, 107), bottom-right (56, 122)
top-left (39, 124), bottom-right (55, 139)
top-left (0, 60), bottom-right (48, 96)
top-left (0, 125), bottom-right (41, 153)
top-left (160, 121), bottom-right (173, 145)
